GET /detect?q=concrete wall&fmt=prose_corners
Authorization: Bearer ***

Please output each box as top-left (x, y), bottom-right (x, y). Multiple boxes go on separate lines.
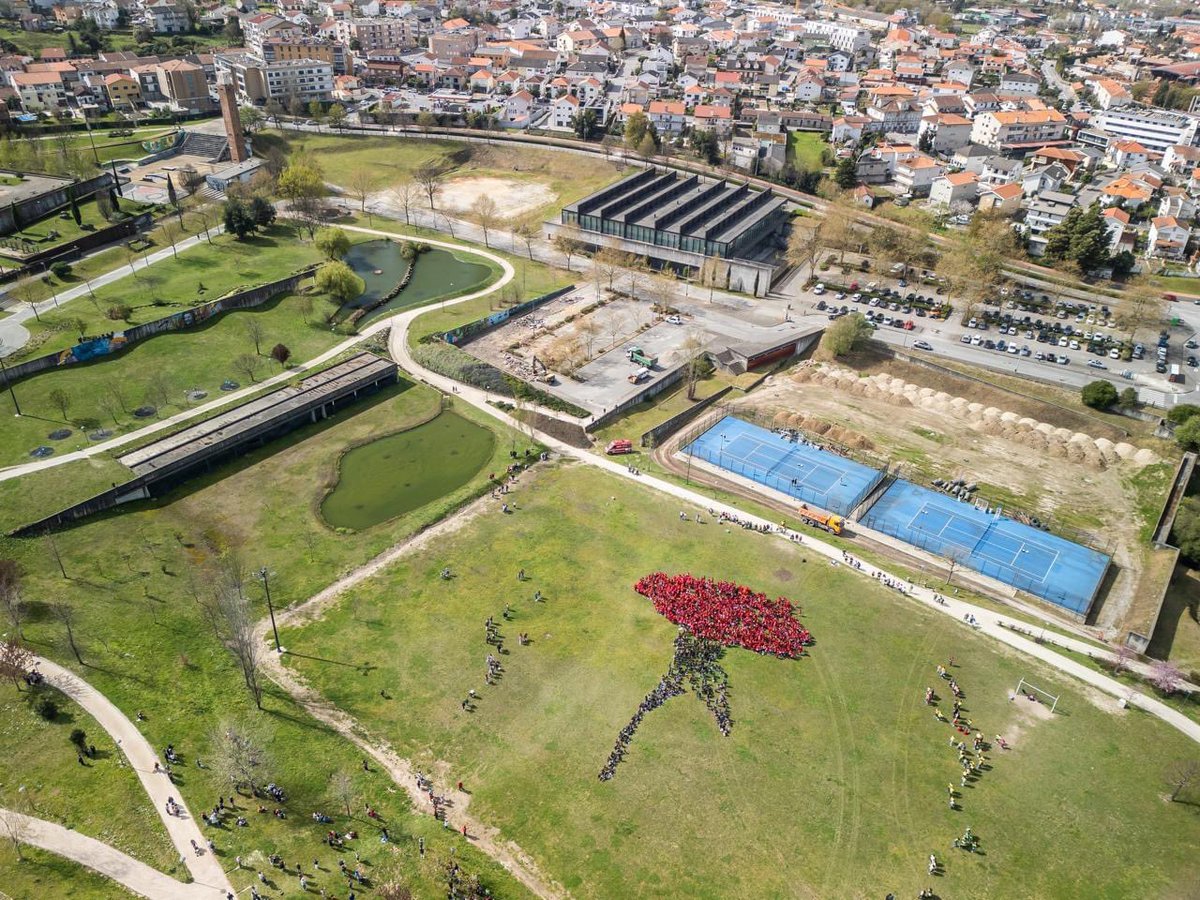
top-left (587, 362), bottom-right (689, 432)
top-left (641, 385), bottom-right (733, 447)
top-left (0, 212), bottom-right (150, 284)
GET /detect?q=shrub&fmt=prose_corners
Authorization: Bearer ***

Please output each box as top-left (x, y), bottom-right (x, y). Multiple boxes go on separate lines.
top-left (1167, 404), bottom-right (1200, 426)
top-left (105, 304), bottom-right (132, 321)
top-left (1080, 380), bottom-right (1118, 409)
top-left (1175, 416), bottom-right (1200, 451)
top-left (69, 727), bottom-right (87, 749)
top-left (50, 260), bottom-right (72, 278)
top-left (35, 694), bottom-right (59, 720)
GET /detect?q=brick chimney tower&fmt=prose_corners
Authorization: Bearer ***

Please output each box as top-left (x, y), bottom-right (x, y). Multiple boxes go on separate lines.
top-left (218, 79), bottom-right (248, 163)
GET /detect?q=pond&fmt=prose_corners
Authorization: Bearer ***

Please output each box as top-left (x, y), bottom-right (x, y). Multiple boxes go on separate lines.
top-left (320, 411), bottom-right (496, 530)
top-left (342, 240), bottom-right (494, 324)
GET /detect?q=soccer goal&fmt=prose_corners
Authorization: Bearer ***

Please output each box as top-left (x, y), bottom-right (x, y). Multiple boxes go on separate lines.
top-left (1015, 678), bottom-right (1060, 714)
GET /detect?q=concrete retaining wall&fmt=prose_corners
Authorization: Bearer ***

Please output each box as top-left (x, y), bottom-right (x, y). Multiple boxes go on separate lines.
top-left (641, 385), bottom-right (733, 448)
top-left (0, 171), bottom-right (115, 235)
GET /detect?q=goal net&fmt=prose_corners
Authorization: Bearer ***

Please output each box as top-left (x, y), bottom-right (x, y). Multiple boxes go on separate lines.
top-left (1015, 677), bottom-right (1060, 714)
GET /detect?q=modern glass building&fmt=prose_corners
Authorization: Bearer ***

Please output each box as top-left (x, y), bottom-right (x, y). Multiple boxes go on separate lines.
top-left (560, 167), bottom-right (789, 261)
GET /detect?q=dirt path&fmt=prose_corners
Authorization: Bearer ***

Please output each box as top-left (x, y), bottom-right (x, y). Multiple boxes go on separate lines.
top-left (254, 492), bottom-right (568, 900)
top-left (0, 810), bottom-right (218, 900)
top-left (28, 657), bottom-right (232, 897)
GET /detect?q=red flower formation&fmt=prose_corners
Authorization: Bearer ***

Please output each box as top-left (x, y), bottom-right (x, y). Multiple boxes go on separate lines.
top-left (634, 572), bottom-right (811, 659)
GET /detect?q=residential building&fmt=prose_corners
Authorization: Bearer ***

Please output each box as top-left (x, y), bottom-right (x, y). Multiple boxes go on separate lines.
top-left (918, 113), bottom-right (973, 154)
top-left (262, 39), bottom-right (348, 76)
top-left (103, 72), bottom-right (140, 109)
top-left (894, 154), bottom-right (944, 196)
top-left (335, 17), bottom-right (421, 52)
top-left (9, 71), bottom-right (66, 110)
top-left (929, 170), bottom-right (979, 207)
top-left (215, 52), bottom-right (333, 105)
top-left (970, 109), bottom-right (1067, 152)
top-left (1022, 189), bottom-right (1077, 254)
top-left (1147, 215), bottom-right (1191, 259)
top-left (998, 71), bottom-right (1040, 96)
top-left (155, 59), bottom-right (214, 112)
top-left (977, 182), bottom-right (1024, 214)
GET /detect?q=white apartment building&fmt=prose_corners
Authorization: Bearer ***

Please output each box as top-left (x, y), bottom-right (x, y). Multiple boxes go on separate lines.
top-left (215, 52), bottom-right (333, 105)
top-left (970, 109), bottom-right (1067, 152)
top-left (334, 17), bottom-right (422, 52)
top-left (802, 21), bottom-right (871, 54)
top-left (1094, 107), bottom-right (1200, 154)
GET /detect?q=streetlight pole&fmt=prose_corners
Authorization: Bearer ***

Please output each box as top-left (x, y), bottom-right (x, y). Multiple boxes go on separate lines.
top-left (0, 352), bottom-right (21, 416)
top-left (259, 566), bottom-right (281, 653)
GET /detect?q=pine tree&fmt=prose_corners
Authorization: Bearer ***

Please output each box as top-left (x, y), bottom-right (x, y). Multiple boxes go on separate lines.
top-left (834, 155), bottom-right (858, 189)
top-left (68, 191), bottom-right (81, 227)
top-left (1068, 203), bottom-right (1110, 273)
top-left (1042, 206), bottom-right (1079, 261)
top-left (166, 173), bottom-right (178, 210)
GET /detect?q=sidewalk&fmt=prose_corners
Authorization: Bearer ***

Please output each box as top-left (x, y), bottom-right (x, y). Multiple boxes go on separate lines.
top-left (0, 810), bottom-right (221, 900)
top-left (33, 656), bottom-right (233, 896)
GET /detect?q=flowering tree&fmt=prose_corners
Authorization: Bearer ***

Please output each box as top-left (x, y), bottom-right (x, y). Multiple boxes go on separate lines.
top-left (1151, 660), bottom-right (1184, 695)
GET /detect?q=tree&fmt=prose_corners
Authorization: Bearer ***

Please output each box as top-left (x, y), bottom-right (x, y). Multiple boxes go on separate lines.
top-left (326, 103), bottom-right (347, 131)
top-left (316, 260), bottom-right (364, 303)
top-left (276, 158), bottom-right (326, 237)
top-left (329, 770), bottom-right (355, 817)
top-left (160, 218), bottom-right (182, 260)
top-left (308, 100), bottom-right (325, 123)
top-left (1172, 495), bottom-right (1200, 561)
top-left (1081, 380), bottom-right (1118, 409)
top-left (834, 155), bottom-right (857, 189)
top-left (223, 198), bottom-right (258, 240)
top-left (1042, 202), bottom-right (1110, 274)
top-left (1117, 277), bottom-right (1165, 342)
top-left (413, 161), bottom-right (442, 208)
top-left (211, 719), bottom-right (272, 795)
top-left (1168, 404), bottom-right (1200, 426)
top-left (143, 372), bottom-right (171, 415)
top-left (1118, 387), bottom-right (1138, 409)
top-left (0, 559), bottom-right (22, 639)
top-left (213, 557), bottom-right (264, 709)
top-left (245, 318), bottom-right (265, 355)
top-left (689, 129), bottom-right (720, 164)
top-left (393, 180), bottom-right (421, 224)
top-left (1165, 759), bottom-right (1199, 802)
top-left (624, 110), bottom-right (653, 150)
top-left (636, 132), bottom-right (658, 161)
top-left (69, 727), bottom-right (87, 752)
top-left (553, 223), bottom-right (585, 271)
top-left (786, 219), bottom-right (822, 278)
top-left (233, 353), bottom-right (261, 384)
top-left (270, 343), bottom-right (291, 367)
top-left (298, 295), bottom-right (315, 324)
top-left (166, 172), bottom-right (179, 213)
top-left (0, 637), bottom-right (32, 690)
top-left (415, 111), bottom-right (438, 132)
top-left (679, 331), bottom-right (707, 400)
top-left (315, 226), bottom-right (351, 260)
top-left (347, 168), bottom-right (373, 213)
top-left (0, 808), bottom-right (28, 862)
top-left (238, 105), bottom-right (263, 133)
top-left (571, 108), bottom-right (599, 140)
top-left (47, 387), bottom-right (72, 422)
top-left (514, 217), bottom-right (538, 260)
top-left (938, 211), bottom-right (1022, 313)
top-left (820, 312), bottom-right (873, 357)
top-left (820, 199), bottom-right (858, 267)
top-left (52, 602), bottom-right (83, 664)
top-left (1150, 659), bottom-right (1184, 695)
top-left (250, 196), bottom-right (276, 229)
top-left (265, 99), bottom-right (285, 128)
top-left (470, 195), bottom-right (499, 248)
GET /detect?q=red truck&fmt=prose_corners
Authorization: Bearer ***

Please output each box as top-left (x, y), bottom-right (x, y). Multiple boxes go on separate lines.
top-left (606, 439), bottom-right (634, 455)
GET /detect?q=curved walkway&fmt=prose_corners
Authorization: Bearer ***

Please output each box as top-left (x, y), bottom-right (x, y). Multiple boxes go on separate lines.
top-left (0, 227), bottom-right (514, 484)
top-left (31, 656), bottom-right (232, 898)
top-left (0, 810), bottom-right (217, 900)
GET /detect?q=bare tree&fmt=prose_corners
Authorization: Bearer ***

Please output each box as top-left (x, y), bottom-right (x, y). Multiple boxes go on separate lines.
top-left (606, 312), bottom-right (629, 350)
top-left (52, 602), bottom-right (82, 664)
top-left (213, 557), bottom-right (264, 709)
top-left (98, 391), bottom-right (123, 425)
top-left (210, 718), bottom-right (272, 796)
top-left (298, 295), bottom-right (314, 324)
top-left (0, 808), bottom-right (28, 861)
top-left (104, 378), bottom-right (129, 414)
top-left (514, 218), bottom-right (538, 260)
top-left (0, 638), bottom-right (33, 690)
top-left (233, 354), bottom-right (262, 384)
top-left (47, 387), bottom-right (72, 422)
top-left (393, 180), bottom-right (421, 225)
top-left (579, 318), bottom-right (600, 358)
top-left (553, 224), bottom-right (585, 272)
top-left (438, 212), bottom-right (456, 239)
top-left (143, 372), bottom-right (171, 415)
top-left (329, 770), bottom-right (355, 817)
top-left (1112, 644), bottom-right (1135, 677)
top-left (1165, 759), bottom-right (1200, 802)
top-left (245, 318), bottom-right (265, 355)
top-left (0, 559), bottom-right (23, 639)
top-left (160, 218), bottom-right (182, 260)
top-left (347, 168), bottom-right (373, 214)
top-left (471, 195), bottom-right (499, 248)
top-left (679, 331), bottom-right (707, 401)
top-left (413, 161), bottom-right (442, 208)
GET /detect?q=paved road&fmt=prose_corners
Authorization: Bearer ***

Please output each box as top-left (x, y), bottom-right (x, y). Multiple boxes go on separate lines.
top-left (388, 290), bottom-right (1200, 748)
top-left (0, 810), bottom-right (221, 900)
top-left (31, 657), bottom-right (233, 896)
top-left (1041, 61), bottom-right (1079, 110)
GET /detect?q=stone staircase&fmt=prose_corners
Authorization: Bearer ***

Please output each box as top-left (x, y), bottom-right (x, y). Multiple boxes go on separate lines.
top-left (176, 130), bottom-right (229, 163)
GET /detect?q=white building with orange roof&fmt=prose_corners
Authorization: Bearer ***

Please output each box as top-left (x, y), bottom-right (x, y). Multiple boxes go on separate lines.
top-left (1090, 77), bottom-right (1130, 110)
top-left (894, 153), bottom-right (945, 196)
top-left (1148, 215), bottom-right (1192, 260)
top-left (929, 170), bottom-right (978, 207)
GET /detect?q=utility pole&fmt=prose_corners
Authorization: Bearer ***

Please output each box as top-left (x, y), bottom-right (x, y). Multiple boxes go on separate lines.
top-left (0, 352), bottom-right (20, 416)
top-left (258, 566), bottom-right (281, 653)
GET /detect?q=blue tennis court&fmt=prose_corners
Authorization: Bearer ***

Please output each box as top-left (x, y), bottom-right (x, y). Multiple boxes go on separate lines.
top-left (860, 480), bottom-right (1110, 616)
top-left (685, 416), bottom-right (884, 517)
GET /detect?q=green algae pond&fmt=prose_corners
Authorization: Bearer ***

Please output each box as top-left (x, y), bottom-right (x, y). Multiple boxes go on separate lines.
top-left (342, 240), bottom-right (494, 323)
top-left (320, 411), bottom-right (496, 530)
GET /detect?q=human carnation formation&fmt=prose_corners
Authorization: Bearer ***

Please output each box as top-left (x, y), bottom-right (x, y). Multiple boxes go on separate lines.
top-left (634, 572), bottom-right (812, 658)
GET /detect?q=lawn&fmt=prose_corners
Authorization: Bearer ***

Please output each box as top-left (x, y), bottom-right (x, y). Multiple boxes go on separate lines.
top-left (257, 130), bottom-right (461, 193)
top-left (282, 463), bottom-right (1200, 900)
top-left (1148, 564), bottom-right (1200, 678)
top-left (0, 687), bottom-right (181, 878)
top-left (0, 380), bottom-right (540, 899)
top-left (788, 131), bottom-right (828, 172)
top-left (2, 197), bottom-right (132, 261)
top-left (1151, 275), bottom-right (1200, 298)
top-left (0, 845), bottom-right (132, 900)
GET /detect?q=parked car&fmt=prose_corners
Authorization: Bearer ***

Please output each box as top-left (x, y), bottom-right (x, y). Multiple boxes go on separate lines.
top-left (666, 315), bottom-right (682, 325)
top-left (912, 340), bottom-right (933, 351)
top-left (1087, 360), bottom-right (1107, 370)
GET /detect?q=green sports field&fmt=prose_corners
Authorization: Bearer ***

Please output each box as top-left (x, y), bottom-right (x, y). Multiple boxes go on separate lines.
top-left (281, 463), bottom-right (1200, 899)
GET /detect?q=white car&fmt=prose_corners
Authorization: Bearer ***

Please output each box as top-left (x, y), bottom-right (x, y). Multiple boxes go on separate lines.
top-left (666, 315), bottom-right (682, 325)
top-left (912, 340), bottom-right (933, 351)
top-left (813, 283), bottom-right (826, 295)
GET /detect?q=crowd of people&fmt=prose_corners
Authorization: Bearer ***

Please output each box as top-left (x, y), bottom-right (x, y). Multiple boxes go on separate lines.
top-left (634, 572), bottom-right (812, 659)
top-left (600, 630), bottom-right (736, 781)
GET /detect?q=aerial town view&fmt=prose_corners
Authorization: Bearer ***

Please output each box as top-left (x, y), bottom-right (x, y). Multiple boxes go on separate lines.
top-left (3, 0), bottom-right (1200, 897)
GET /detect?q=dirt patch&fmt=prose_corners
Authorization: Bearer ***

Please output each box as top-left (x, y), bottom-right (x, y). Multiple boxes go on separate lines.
top-left (437, 176), bottom-right (555, 218)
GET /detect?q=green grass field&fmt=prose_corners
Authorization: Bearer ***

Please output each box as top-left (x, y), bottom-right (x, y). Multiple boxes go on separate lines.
top-left (0, 845), bottom-right (131, 900)
top-left (0, 381), bottom-right (540, 899)
top-left (282, 463), bottom-right (1200, 900)
top-left (788, 131), bottom-right (828, 171)
top-left (1152, 275), bottom-right (1200, 298)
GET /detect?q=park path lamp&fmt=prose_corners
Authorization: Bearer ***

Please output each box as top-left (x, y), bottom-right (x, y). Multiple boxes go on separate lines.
top-left (0, 351), bottom-right (21, 416)
top-left (258, 566), bottom-right (282, 653)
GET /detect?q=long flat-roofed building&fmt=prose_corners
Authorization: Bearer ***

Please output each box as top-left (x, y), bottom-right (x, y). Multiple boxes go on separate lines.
top-left (552, 167), bottom-right (789, 296)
